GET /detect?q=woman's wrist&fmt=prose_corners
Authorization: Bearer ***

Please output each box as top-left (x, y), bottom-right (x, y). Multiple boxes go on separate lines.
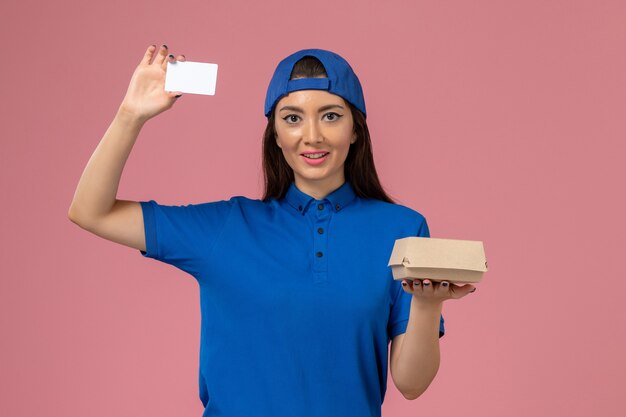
top-left (410, 296), bottom-right (444, 313)
top-left (116, 104), bottom-right (149, 127)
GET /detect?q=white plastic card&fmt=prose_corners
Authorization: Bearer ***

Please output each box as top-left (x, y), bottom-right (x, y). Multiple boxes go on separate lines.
top-left (164, 61), bottom-right (218, 95)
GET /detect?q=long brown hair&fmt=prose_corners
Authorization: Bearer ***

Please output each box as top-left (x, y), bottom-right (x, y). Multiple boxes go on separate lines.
top-left (261, 56), bottom-right (395, 204)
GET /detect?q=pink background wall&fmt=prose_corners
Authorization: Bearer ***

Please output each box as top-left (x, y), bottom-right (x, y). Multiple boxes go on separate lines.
top-left (1, 0), bottom-right (624, 416)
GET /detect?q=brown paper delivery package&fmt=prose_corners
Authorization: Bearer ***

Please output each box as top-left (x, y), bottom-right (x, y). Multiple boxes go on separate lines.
top-left (388, 237), bottom-right (488, 284)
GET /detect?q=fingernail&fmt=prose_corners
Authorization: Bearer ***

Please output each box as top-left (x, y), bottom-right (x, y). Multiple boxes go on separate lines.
top-left (402, 282), bottom-right (407, 286)
top-left (168, 54), bottom-right (174, 59)
top-left (442, 282), bottom-right (449, 287)
top-left (163, 44), bottom-right (168, 49)
top-left (471, 288), bottom-right (477, 293)
top-left (175, 94), bottom-right (182, 98)
top-left (424, 282), bottom-right (430, 286)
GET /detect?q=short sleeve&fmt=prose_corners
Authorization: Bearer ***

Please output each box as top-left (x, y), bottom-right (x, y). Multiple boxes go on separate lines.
top-left (139, 199), bottom-right (234, 276)
top-left (387, 215), bottom-right (445, 340)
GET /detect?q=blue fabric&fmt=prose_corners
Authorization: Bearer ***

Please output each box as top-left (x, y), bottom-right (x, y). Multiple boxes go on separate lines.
top-left (264, 48), bottom-right (367, 118)
top-left (287, 77), bottom-right (331, 92)
top-left (139, 180), bottom-right (444, 417)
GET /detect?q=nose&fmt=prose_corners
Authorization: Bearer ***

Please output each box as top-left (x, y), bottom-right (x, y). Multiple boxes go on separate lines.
top-left (303, 119), bottom-right (323, 144)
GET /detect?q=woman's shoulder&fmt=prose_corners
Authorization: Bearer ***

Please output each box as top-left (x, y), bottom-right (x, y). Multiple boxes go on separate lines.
top-left (164, 195), bottom-right (262, 212)
top-left (360, 197), bottom-right (427, 222)
top-left (222, 195), bottom-right (278, 213)
top-left (227, 195), bottom-right (268, 206)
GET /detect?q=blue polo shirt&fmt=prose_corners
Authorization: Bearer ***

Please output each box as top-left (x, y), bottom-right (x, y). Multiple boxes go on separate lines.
top-left (139, 180), bottom-right (444, 417)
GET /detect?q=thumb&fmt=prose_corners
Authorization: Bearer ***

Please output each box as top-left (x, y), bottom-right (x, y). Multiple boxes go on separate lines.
top-left (460, 284), bottom-right (477, 296)
top-left (167, 91), bottom-right (183, 100)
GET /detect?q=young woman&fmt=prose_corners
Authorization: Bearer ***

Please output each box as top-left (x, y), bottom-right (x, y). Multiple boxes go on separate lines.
top-left (68, 44), bottom-right (476, 417)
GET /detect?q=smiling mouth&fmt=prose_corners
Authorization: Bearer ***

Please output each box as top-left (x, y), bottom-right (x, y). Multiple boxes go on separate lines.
top-left (302, 152), bottom-right (329, 159)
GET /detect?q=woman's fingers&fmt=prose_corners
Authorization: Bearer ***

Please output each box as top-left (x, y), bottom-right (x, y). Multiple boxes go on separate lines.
top-left (162, 52), bottom-right (173, 72)
top-left (164, 53), bottom-right (185, 66)
top-left (438, 281), bottom-right (450, 294)
top-left (401, 278), bottom-right (477, 299)
top-left (154, 44), bottom-right (169, 67)
top-left (166, 54), bottom-right (186, 99)
top-left (163, 52), bottom-right (185, 68)
top-left (142, 44), bottom-right (183, 68)
top-left (141, 45), bottom-right (157, 65)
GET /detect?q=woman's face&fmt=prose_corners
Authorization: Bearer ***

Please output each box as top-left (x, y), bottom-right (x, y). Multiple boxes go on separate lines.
top-left (274, 89), bottom-right (356, 198)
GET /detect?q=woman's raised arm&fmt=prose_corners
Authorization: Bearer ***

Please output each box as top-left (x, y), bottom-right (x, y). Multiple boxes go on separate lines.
top-left (68, 44), bottom-right (185, 252)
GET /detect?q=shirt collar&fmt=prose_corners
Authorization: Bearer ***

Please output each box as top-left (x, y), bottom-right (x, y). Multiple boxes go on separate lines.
top-left (284, 180), bottom-right (357, 215)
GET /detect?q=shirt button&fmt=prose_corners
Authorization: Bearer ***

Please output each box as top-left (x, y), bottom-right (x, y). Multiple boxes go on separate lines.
top-left (316, 251), bottom-right (323, 257)
top-left (335, 204), bottom-right (341, 211)
top-left (318, 203), bottom-right (324, 210)
top-left (317, 227), bottom-right (324, 234)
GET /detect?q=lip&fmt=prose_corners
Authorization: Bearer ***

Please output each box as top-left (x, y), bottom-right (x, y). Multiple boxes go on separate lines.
top-left (301, 150), bottom-right (330, 155)
top-left (300, 152), bottom-right (329, 166)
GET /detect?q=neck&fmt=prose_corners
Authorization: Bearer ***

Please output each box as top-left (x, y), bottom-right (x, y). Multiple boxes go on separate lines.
top-left (294, 175), bottom-right (345, 200)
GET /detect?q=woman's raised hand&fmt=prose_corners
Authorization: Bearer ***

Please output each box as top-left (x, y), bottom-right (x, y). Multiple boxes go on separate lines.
top-left (119, 44), bottom-right (186, 123)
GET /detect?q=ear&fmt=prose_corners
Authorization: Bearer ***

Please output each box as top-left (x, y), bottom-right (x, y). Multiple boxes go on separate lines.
top-left (351, 132), bottom-right (357, 144)
top-left (275, 135), bottom-right (282, 149)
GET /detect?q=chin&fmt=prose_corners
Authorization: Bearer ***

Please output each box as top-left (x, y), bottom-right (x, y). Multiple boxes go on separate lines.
top-left (298, 170), bottom-right (342, 183)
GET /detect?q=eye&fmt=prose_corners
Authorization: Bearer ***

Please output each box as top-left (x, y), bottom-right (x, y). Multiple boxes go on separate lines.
top-left (283, 114), bottom-right (301, 124)
top-left (323, 112), bottom-right (343, 122)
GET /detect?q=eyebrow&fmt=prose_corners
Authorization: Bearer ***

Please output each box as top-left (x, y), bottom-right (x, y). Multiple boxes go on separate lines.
top-left (278, 104), bottom-right (345, 113)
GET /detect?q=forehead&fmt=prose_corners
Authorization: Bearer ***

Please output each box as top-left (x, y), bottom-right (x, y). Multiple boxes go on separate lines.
top-left (276, 89), bottom-right (347, 110)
